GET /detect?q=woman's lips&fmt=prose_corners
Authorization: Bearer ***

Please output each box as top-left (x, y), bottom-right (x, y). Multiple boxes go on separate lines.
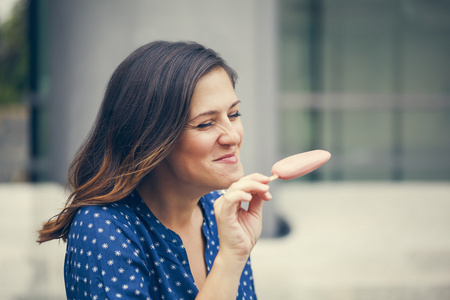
top-left (214, 153), bottom-right (238, 163)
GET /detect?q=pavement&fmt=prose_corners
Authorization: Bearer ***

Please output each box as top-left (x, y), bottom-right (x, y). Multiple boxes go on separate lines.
top-left (1, 182), bottom-right (450, 300)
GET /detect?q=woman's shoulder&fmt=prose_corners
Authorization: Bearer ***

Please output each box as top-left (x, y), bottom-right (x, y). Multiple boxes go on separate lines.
top-left (72, 199), bottom-right (134, 224)
top-left (68, 197), bottom-right (141, 239)
top-left (66, 196), bottom-right (152, 256)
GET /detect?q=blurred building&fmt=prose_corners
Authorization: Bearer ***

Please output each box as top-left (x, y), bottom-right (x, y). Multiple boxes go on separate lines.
top-left (27, 0), bottom-right (450, 186)
top-left (278, 0), bottom-right (450, 181)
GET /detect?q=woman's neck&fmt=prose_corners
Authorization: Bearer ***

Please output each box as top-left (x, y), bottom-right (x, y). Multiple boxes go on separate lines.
top-left (136, 171), bottom-right (204, 234)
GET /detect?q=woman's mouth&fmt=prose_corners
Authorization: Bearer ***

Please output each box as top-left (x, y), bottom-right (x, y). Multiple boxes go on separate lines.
top-left (214, 153), bottom-right (238, 163)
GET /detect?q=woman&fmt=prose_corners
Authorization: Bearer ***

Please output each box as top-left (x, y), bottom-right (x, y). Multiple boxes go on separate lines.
top-left (38, 41), bottom-right (272, 299)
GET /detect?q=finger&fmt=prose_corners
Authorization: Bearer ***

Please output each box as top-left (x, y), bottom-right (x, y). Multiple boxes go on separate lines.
top-left (215, 190), bottom-right (251, 210)
top-left (247, 195), bottom-right (264, 216)
top-left (259, 191), bottom-right (273, 201)
top-left (247, 189), bottom-right (272, 214)
top-left (225, 190), bottom-right (252, 203)
top-left (214, 191), bottom-right (249, 221)
top-left (229, 180), bottom-right (269, 196)
top-left (240, 173), bottom-right (271, 184)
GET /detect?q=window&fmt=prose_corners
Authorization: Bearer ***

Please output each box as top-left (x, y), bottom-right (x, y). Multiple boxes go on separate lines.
top-left (279, 0), bottom-right (450, 180)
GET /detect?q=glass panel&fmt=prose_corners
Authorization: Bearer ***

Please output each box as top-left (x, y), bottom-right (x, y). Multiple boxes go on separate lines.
top-left (322, 109), bottom-right (394, 180)
top-left (323, 1), bottom-right (399, 93)
top-left (279, 0), bottom-right (311, 92)
top-left (403, 110), bottom-right (450, 180)
top-left (279, 0), bottom-right (450, 181)
top-left (280, 110), bottom-right (311, 155)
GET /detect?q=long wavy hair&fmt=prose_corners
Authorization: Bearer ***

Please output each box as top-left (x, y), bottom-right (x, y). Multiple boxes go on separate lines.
top-left (37, 41), bottom-right (237, 243)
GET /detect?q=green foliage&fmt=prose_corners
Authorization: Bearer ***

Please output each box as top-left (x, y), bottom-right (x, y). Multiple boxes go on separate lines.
top-left (0, 0), bottom-right (29, 105)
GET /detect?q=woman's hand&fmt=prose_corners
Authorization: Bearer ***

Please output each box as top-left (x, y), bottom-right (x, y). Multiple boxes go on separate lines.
top-left (196, 174), bottom-right (271, 299)
top-left (213, 173), bottom-right (272, 264)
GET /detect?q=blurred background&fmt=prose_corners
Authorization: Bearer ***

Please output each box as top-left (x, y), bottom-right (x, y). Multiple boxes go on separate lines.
top-left (0, 0), bottom-right (449, 299)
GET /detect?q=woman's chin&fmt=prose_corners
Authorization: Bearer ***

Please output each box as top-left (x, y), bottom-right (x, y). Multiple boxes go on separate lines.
top-left (218, 169), bottom-right (244, 189)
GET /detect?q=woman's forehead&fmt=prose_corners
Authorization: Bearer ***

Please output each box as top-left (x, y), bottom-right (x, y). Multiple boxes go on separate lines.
top-left (188, 68), bottom-right (238, 117)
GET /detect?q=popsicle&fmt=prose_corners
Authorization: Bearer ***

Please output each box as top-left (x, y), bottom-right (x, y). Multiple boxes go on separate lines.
top-left (269, 150), bottom-right (331, 181)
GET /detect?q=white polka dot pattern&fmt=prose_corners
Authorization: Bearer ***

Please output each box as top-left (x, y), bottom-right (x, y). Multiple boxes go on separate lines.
top-left (64, 190), bottom-right (257, 299)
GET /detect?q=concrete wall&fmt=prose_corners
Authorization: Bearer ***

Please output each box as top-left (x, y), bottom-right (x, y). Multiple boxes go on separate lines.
top-left (46, 0), bottom-right (280, 236)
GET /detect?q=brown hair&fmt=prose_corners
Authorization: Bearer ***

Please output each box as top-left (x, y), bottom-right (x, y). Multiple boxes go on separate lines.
top-left (37, 41), bottom-right (237, 243)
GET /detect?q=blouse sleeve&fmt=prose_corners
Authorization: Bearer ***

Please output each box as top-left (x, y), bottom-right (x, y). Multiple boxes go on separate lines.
top-left (64, 205), bottom-right (154, 300)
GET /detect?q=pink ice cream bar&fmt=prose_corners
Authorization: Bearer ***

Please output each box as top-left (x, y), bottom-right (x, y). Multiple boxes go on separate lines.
top-left (270, 150), bottom-right (331, 181)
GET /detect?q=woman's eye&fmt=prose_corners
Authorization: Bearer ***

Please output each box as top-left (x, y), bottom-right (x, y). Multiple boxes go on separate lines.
top-left (197, 122), bottom-right (213, 129)
top-left (229, 111), bottom-right (241, 119)
top-left (195, 112), bottom-right (240, 129)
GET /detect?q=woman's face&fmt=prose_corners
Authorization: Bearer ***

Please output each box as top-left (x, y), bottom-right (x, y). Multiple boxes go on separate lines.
top-left (161, 67), bottom-right (244, 192)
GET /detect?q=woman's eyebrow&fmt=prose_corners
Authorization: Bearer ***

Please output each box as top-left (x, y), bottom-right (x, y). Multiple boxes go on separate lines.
top-left (189, 100), bottom-right (240, 123)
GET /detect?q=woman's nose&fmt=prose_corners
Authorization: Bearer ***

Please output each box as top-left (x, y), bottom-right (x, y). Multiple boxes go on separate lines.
top-left (218, 122), bottom-right (241, 146)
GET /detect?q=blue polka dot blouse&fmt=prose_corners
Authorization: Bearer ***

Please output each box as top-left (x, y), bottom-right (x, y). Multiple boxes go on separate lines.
top-left (64, 190), bottom-right (257, 299)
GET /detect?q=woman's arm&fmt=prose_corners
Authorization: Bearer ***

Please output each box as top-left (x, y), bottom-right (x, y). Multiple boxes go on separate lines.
top-left (196, 173), bottom-right (272, 299)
